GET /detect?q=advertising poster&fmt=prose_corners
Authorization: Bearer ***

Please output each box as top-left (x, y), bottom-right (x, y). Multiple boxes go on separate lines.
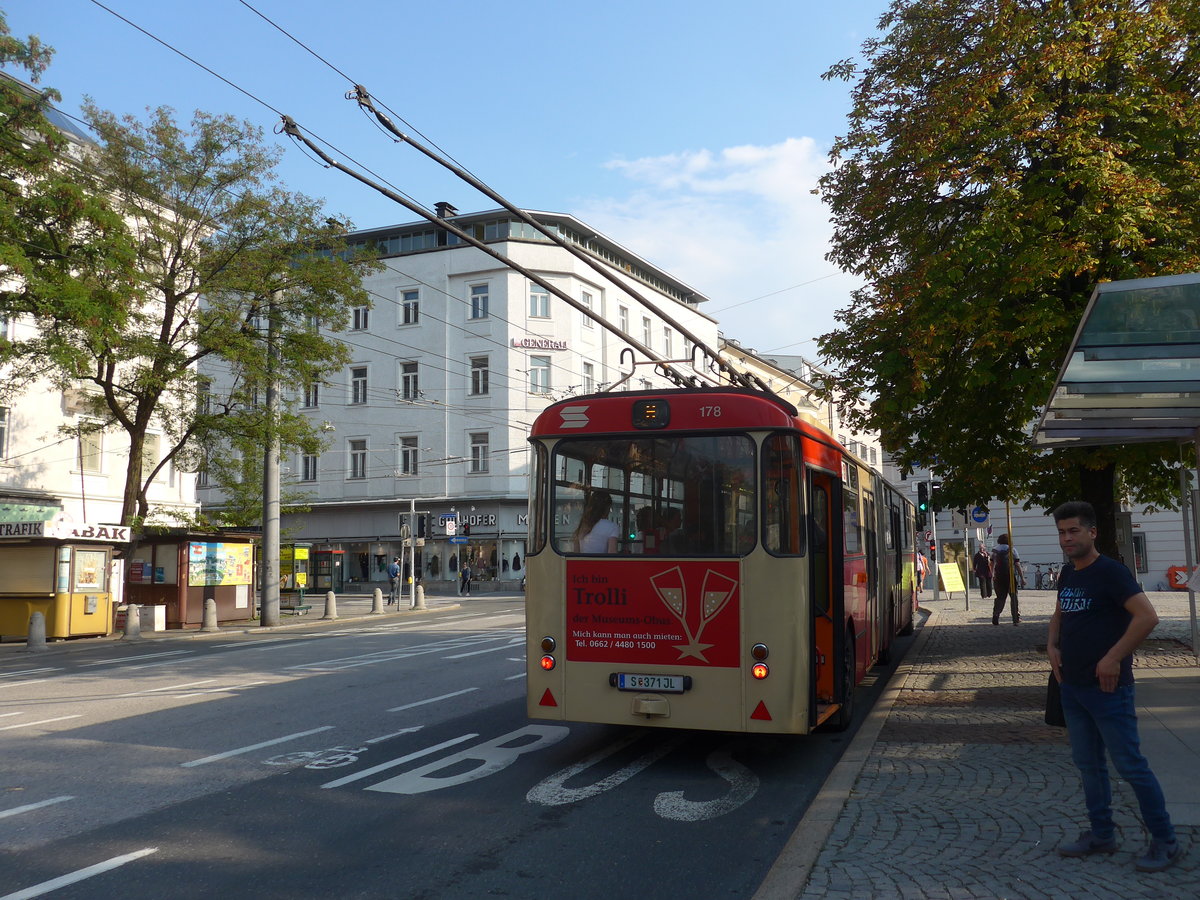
top-left (188, 542), bottom-right (253, 586)
top-left (565, 559), bottom-right (740, 667)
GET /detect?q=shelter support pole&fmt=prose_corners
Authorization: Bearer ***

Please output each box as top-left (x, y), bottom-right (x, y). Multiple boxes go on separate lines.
top-left (1190, 435), bottom-right (1200, 660)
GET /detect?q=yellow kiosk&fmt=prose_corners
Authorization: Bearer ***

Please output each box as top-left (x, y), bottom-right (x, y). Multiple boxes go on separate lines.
top-left (0, 520), bottom-right (128, 639)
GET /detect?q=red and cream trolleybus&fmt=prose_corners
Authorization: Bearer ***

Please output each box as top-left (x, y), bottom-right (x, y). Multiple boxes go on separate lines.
top-left (524, 387), bottom-right (917, 734)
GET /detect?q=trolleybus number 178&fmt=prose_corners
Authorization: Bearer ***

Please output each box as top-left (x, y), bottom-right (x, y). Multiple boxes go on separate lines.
top-left (699, 406), bottom-right (722, 417)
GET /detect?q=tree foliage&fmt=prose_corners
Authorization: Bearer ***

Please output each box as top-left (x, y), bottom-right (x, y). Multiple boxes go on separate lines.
top-left (817, 0), bottom-right (1200, 538)
top-left (3, 93), bottom-right (380, 527)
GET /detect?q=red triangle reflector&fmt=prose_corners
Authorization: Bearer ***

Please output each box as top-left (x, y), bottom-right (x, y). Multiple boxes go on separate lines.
top-left (750, 701), bottom-right (772, 721)
top-left (539, 689), bottom-right (558, 707)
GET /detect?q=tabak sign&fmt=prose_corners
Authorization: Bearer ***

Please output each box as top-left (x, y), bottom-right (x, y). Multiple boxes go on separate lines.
top-left (565, 559), bottom-right (740, 667)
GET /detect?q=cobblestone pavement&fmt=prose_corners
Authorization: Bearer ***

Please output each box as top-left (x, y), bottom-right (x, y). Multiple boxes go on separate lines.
top-left (798, 590), bottom-right (1200, 900)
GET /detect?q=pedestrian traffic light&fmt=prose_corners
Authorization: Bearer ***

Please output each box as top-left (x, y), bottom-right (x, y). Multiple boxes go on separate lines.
top-left (416, 515), bottom-right (427, 538)
top-left (461, 522), bottom-right (470, 536)
top-left (917, 482), bottom-right (929, 512)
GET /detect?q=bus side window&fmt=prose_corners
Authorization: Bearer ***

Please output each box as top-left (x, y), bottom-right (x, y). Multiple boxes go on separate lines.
top-left (764, 433), bottom-right (805, 556)
top-left (529, 443), bottom-right (548, 555)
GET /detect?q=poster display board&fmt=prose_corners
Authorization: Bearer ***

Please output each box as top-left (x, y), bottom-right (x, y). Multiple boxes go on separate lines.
top-left (188, 542), bottom-right (253, 586)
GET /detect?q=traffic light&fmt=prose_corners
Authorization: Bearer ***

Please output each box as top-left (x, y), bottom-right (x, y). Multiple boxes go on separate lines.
top-left (416, 515), bottom-right (427, 539)
top-left (917, 481), bottom-right (929, 513)
top-left (461, 522), bottom-right (470, 536)
top-left (931, 481), bottom-right (943, 512)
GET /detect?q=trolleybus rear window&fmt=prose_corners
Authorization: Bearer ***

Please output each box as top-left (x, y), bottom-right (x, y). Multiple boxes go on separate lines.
top-left (551, 434), bottom-right (756, 556)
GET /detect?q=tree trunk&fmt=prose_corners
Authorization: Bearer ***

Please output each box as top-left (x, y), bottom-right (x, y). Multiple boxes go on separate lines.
top-left (1078, 462), bottom-right (1118, 557)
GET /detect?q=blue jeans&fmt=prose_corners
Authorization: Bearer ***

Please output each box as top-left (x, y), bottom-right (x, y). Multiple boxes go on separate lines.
top-left (1060, 682), bottom-right (1175, 843)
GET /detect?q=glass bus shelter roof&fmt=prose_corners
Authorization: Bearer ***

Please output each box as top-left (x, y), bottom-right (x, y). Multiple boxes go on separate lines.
top-left (1033, 273), bottom-right (1200, 448)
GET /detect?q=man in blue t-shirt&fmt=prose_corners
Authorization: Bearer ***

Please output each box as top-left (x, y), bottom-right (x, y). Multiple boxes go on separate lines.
top-left (1048, 501), bottom-right (1180, 872)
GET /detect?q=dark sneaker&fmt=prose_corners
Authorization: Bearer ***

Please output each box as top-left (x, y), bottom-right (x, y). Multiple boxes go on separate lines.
top-left (1135, 839), bottom-right (1181, 872)
top-left (1058, 831), bottom-right (1119, 857)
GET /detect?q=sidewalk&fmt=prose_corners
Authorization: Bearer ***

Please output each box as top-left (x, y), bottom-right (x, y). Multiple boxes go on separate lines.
top-left (757, 590), bottom-right (1200, 899)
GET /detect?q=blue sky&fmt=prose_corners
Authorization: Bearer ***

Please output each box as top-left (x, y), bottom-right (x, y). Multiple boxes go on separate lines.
top-left (4, 0), bottom-right (892, 359)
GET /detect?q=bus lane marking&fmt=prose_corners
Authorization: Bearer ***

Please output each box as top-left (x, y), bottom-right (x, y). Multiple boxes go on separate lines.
top-left (526, 732), bottom-right (685, 806)
top-left (363, 725), bottom-right (570, 795)
top-left (321, 734), bottom-right (479, 789)
top-left (0, 796), bottom-right (74, 820)
top-left (0, 847), bottom-right (158, 900)
top-left (180, 726), bottom-right (335, 767)
top-left (651, 746), bottom-right (760, 821)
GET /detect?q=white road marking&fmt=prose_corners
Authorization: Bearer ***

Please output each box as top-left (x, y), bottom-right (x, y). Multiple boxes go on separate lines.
top-left (0, 715), bottom-right (82, 732)
top-left (0, 712), bottom-right (22, 718)
top-left (214, 638), bottom-right (290, 648)
top-left (527, 733), bottom-right (685, 806)
top-left (127, 657), bottom-right (199, 671)
top-left (180, 726), bottom-right (335, 767)
top-left (365, 725), bottom-right (424, 744)
top-left (443, 638), bottom-right (524, 660)
top-left (288, 632), bottom-right (521, 672)
top-left (505, 673), bottom-right (525, 680)
top-left (117, 680), bottom-right (217, 698)
top-left (0, 847), bottom-right (158, 900)
top-left (0, 679), bottom-right (50, 690)
top-left (652, 747), bottom-right (760, 821)
top-left (0, 668), bottom-right (59, 678)
top-left (0, 796), bottom-right (74, 820)
top-left (81, 650), bottom-right (190, 666)
top-left (387, 687), bottom-right (478, 712)
top-left (321, 734), bottom-right (478, 789)
top-left (175, 680), bottom-right (271, 698)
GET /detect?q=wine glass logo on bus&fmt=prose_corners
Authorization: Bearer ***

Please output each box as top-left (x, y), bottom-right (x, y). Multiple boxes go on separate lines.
top-left (649, 566), bottom-right (738, 662)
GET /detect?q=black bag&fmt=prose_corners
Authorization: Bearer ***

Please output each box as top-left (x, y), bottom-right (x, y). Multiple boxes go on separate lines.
top-left (1045, 672), bottom-right (1066, 727)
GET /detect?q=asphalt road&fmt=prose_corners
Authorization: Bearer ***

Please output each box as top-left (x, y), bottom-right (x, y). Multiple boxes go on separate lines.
top-left (0, 599), bottom-right (912, 899)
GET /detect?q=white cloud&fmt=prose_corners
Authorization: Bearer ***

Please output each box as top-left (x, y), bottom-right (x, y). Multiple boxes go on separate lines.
top-left (575, 137), bottom-right (861, 360)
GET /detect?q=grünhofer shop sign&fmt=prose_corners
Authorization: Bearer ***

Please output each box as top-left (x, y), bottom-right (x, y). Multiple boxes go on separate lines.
top-left (511, 337), bottom-right (567, 350)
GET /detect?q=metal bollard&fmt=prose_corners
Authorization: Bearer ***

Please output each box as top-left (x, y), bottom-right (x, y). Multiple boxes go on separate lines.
top-left (413, 584), bottom-right (427, 611)
top-left (200, 597), bottom-right (219, 632)
top-left (371, 587), bottom-right (384, 615)
top-left (25, 611), bottom-right (47, 652)
top-left (122, 604), bottom-right (143, 640)
top-left (322, 590), bottom-right (338, 620)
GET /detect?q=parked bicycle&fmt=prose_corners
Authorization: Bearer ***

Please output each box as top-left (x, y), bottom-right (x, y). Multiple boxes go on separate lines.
top-left (1032, 562), bottom-right (1060, 590)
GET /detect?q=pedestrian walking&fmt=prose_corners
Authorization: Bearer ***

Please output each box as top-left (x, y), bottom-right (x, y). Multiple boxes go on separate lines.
top-left (916, 551), bottom-right (928, 594)
top-left (991, 534), bottom-right (1021, 625)
top-left (459, 562), bottom-right (471, 596)
top-left (1049, 501), bottom-right (1180, 872)
top-left (387, 556), bottom-right (401, 605)
top-left (973, 545), bottom-right (993, 600)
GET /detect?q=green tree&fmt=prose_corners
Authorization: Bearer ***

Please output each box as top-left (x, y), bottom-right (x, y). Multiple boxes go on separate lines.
top-left (817, 0), bottom-right (1200, 549)
top-left (4, 99), bottom-right (380, 527)
top-left (0, 13), bottom-right (132, 349)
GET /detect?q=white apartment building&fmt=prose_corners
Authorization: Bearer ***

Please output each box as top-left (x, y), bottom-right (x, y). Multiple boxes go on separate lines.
top-left (0, 100), bottom-right (198, 536)
top-left (219, 207), bottom-right (720, 591)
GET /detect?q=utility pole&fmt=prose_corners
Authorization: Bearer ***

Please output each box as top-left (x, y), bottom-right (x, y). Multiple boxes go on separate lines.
top-left (260, 292), bottom-right (281, 627)
top-left (408, 498), bottom-right (417, 609)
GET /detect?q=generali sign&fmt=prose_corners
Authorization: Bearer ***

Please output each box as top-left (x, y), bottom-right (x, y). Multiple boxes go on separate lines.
top-left (512, 337), bottom-right (567, 350)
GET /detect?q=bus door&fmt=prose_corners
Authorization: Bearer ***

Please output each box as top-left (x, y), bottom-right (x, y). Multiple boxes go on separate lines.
top-left (808, 470), bottom-right (843, 711)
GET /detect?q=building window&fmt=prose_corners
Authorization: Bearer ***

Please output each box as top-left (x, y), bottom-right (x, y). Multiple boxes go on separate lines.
top-left (470, 356), bottom-right (489, 396)
top-left (470, 284), bottom-right (489, 320)
top-left (399, 361), bottom-right (419, 401)
top-left (142, 433), bottom-right (161, 481)
top-left (664, 327), bottom-right (673, 357)
top-left (197, 457), bottom-right (209, 487)
top-left (0, 406), bottom-right (7, 459)
top-left (303, 383), bottom-right (319, 409)
top-left (301, 453), bottom-right (318, 482)
top-left (530, 355), bottom-right (551, 394)
top-left (349, 439), bottom-right (367, 480)
top-left (401, 289), bottom-right (420, 325)
top-left (350, 366), bottom-right (368, 405)
top-left (398, 436), bottom-right (418, 476)
top-left (78, 427), bottom-right (102, 473)
top-left (639, 378), bottom-right (652, 392)
top-left (581, 291), bottom-right (594, 328)
top-left (582, 362), bottom-right (595, 393)
top-left (642, 317), bottom-right (652, 347)
top-left (469, 432), bottom-right (489, 474)
top-left (619, 306), bottom-right (629, 333)
top-left (530, 284), bottom-right (550, 318)
top-left (352, 306), bottom-right (369, 331)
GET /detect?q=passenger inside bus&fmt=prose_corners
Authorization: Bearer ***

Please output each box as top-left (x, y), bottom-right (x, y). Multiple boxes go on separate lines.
top-left (574, 490), bottom-right (620, 553)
